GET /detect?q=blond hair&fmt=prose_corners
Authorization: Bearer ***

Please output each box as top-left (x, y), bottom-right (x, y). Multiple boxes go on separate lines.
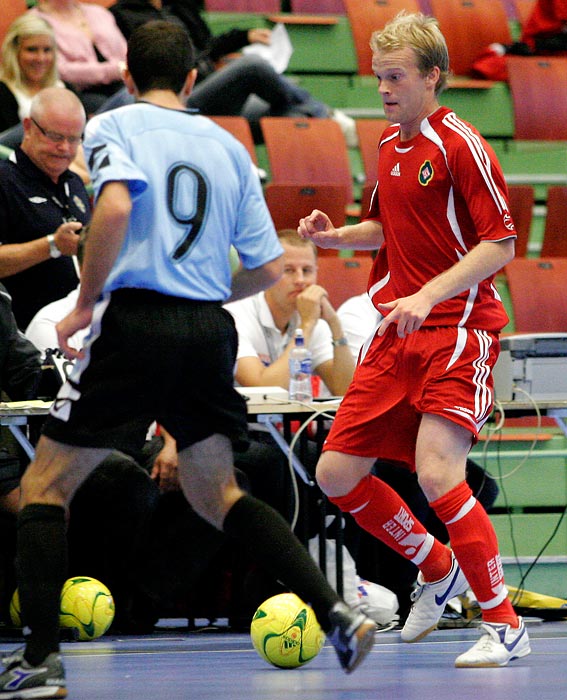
top-left (277, 228), bottom-right (318, 257)
top-left (370, 11), bottom-right (450, 95)
top-left (0, 14), bottom-right (59, 91)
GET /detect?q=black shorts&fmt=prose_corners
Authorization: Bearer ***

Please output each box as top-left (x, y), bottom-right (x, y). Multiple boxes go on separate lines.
top-left (43, 289), bottom-right (249, 454)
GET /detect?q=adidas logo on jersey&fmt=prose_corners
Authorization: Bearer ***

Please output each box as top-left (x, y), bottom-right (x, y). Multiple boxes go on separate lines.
top-left (390, 162), bottom-right (401, 177)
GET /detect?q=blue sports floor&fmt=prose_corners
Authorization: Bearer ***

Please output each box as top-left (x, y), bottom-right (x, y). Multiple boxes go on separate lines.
top-left (2, 618), bottom-right (566, 699)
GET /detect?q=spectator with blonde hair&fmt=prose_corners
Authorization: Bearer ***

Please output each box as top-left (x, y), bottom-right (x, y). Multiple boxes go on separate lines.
top-left (0, 13), bottom-right (90, 183)
top-left (0, 14), bottom-right (61, 139)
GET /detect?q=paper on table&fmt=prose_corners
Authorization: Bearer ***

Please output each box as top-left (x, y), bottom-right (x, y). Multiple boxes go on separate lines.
top-left (242, 23), bottom-right (293, 74)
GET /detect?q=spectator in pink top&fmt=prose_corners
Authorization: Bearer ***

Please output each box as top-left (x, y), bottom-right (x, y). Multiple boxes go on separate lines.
top-left (30, 0), bottom-right (128, 114)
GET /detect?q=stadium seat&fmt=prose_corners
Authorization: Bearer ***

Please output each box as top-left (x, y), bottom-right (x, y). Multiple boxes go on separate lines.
top-left (541, 186), bottom-right (567, 257)
top-left (342, 0), bottom-right (421, 75)
top-left (263, 183), bottom-right (348, 241)
top-left (507, 184), bottom-right (534, 257)
top-left (316, 256), bottom-right (373, 308)
top-left (429, 0), bottom-right (512, 77)
top-left (355, 118), bottom-right (388, 215)
top-left (209, 116), bottom-right (258, 165)
top-left (514, 0), bottom-right (537, 27)
top-left (355, 118), bottom-right (389, 187)
top-left (504, 257), bottom-right (567, 332)
top-left (506, 56), bottom-right (567, 140)
top-left (260, 117), bottom-right (353, 202)
top-left (204, 1), bottom-right (280, 11)
top-left (0, 0), bottom-right (28, 48)
top-left (290, 0), bottom-right (346, 13)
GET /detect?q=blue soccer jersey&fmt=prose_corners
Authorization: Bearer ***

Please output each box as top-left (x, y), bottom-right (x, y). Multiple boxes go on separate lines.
top-left (83, 103), bottom-right (282, 300)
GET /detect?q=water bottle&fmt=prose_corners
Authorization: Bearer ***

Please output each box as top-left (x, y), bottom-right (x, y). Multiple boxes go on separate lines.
top-left (289, 328), bottom-right (313, 402)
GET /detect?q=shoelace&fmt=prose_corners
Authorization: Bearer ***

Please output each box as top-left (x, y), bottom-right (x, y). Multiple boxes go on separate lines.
top-left (474, 628), bottom-right (499, 651)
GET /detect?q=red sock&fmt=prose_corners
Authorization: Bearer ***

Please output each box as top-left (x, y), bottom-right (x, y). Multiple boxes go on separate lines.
top-left (329, 474), bottom-right (452, 582)
top-left (431, 480), bottom-right (518, 626)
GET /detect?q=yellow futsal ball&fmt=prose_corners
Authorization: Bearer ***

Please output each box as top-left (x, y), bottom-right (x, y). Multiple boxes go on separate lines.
top-left (59, 576), bottom-right (115, 641)
top-left (250, 593), bottom-right (325, 669)
top-left (9, 588), bottom-right (21, 627)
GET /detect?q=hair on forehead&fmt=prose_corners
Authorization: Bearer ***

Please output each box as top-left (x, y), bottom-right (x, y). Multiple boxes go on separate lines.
top-left (370, 10), bottom-right (449, 94)
top-left (277, 228), bottom-right (318, 257)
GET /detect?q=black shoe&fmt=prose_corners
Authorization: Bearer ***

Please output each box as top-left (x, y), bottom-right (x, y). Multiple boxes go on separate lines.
top-left (327, 603), bottom-right (377, 673)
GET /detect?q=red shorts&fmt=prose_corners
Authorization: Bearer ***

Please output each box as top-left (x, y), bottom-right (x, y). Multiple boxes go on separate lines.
top-left (324, 325), bottom-right (500, 470)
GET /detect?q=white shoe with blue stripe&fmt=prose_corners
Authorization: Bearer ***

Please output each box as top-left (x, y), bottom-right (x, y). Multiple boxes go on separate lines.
top-left (455, 617), bottom-right (531, 667)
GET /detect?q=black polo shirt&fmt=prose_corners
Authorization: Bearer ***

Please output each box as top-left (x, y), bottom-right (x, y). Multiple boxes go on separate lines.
top-left (0, 147), bottom-right (91, 329)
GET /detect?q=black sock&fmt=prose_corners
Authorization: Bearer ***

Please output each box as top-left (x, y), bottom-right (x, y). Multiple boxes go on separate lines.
top-left (223, 494), bottom-right (339, 631)
top-left (17, 504), bottom-right (67, 666)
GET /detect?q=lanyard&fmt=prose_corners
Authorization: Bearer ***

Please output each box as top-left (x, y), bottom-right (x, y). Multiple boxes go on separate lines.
top-left (51, 182), bottom-right (77, 223)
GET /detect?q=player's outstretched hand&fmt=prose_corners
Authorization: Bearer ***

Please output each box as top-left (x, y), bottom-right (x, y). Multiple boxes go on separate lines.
top-left (298, 209), bottom-right (340, 250)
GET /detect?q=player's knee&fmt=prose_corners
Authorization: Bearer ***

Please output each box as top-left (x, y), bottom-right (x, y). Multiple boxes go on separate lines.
top-left (187, 480), bottom-right (246, 530)
top-left (416, 464), bottom-right (463, 503)
top-left (315, 452), bottom-right (361, 498)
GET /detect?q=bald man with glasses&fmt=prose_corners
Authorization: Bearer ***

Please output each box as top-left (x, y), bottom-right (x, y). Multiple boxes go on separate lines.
top-left (0, 87), bottom-right (91, 329)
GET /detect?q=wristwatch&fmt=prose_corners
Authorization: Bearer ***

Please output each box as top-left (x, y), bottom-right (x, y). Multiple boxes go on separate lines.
top-left (47, 234), bottom-right (62, 259)
top-left (332, 337), bottom-right (348, 347)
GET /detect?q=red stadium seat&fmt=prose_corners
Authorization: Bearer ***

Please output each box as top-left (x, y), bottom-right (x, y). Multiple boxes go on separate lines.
top-left (260, 117), bottom-right (353, 203)
top-left (316, 256), bottom-right (374, 308)
top-left (541, 186), bottom-right (567, 257)
top-left (0, 0), bottom-right (28, 48)
top-left (429, 0), bottom-right (512, 77)
top-left (507, 56), bottom-right (567, 140)
top-left (209, 116), bottom-right (258, 165)
top-left (264, 183), bottom-right (348, 245)
top-left (504, 257), bottom-right (567, 332)
top-left (290, 0), bottom-right (346, 13)
top-left (342, 0), bottom-right (421, 75)
top-left (507, 184), bottom-right (534, 257)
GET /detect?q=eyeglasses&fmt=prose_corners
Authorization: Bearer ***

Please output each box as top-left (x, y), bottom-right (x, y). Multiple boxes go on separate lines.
top-left (31, 117), bottom-right (83, 145)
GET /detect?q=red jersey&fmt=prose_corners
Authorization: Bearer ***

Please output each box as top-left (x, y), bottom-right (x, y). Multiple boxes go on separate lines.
top-left (364, 106), bottom-right (515, 332)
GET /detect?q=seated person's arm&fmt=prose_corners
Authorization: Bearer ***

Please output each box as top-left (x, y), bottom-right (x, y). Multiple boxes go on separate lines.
top-left (235, 341), bottom-right (296, 389)
top-left (314, 296), bottom-right (355, 396)
top-left (0, 221), bottom-right (82, 278)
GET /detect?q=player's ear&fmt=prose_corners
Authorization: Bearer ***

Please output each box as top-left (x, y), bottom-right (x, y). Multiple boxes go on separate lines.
top-left (122, 65), bottom-right (136, 95)
top-left (181, 68), bottom-right (198, 100)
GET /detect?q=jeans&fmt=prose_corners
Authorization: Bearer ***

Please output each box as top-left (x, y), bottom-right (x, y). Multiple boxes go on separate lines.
top-left (95, 55), bottom-right (329, 142)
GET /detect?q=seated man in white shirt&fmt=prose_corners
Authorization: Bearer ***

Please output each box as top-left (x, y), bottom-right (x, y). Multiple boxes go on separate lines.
top-left (224, 228), bottom-right (355, 398)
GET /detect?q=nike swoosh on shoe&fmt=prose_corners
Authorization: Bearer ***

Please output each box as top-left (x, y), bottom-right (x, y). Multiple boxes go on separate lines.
top-left (434, 567), bottom-right (462, 607)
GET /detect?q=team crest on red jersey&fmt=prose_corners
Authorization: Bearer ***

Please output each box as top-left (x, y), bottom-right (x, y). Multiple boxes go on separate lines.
top-left (418, 160), bottom-right (434, 186)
